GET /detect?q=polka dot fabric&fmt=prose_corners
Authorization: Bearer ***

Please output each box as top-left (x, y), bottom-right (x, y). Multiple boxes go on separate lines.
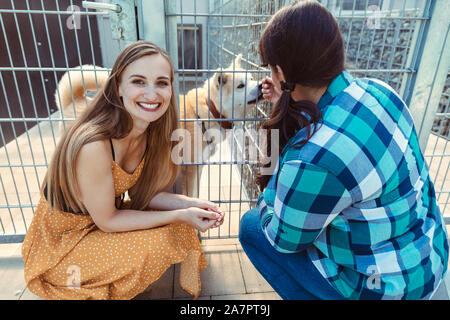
top-left (21, 159), bottom-right (207, 300)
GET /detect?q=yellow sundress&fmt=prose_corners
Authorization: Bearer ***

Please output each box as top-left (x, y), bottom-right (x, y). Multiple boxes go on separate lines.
top-left (21, 157), bottom-right (208, 300)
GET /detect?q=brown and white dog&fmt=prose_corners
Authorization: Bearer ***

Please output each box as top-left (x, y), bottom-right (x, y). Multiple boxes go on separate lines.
top-left (54, 55), bottom-right (262, 197)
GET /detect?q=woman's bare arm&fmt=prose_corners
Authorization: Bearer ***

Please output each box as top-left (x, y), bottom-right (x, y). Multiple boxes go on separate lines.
top-left (76, 140), bottom-right (220, 233)
top-left (148, 191), bottom-right (221, 212)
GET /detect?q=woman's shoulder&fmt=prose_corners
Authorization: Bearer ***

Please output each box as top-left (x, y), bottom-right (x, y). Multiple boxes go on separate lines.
top-left (79, 139), bottom-right (110, 155)
top-left (77, 140), bottom-right (113, 169)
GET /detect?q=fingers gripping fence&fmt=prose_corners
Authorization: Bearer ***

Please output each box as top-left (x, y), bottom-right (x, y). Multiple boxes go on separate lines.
top-left (0, 0), bottom-right (449, 243)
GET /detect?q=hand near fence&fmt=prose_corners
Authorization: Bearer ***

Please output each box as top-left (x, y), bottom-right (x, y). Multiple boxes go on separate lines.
top-left (262, 76), bottom-right (282, 104)
top-left (187, 197), bottom-right (225, 230)
top-left (180, 207), bottom-right (225, 232)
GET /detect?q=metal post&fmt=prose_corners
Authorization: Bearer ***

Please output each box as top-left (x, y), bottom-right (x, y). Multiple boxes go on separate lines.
top-left (405, 0), bottom-right (450, 152)
top-left (163, 0), bottom-right (182, 193)
top-left (139, 0), bottom-right (167, 49)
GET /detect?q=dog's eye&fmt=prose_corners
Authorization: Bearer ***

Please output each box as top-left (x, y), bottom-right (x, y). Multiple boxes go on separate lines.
top-left (237, 83), bottom-right (245, 89)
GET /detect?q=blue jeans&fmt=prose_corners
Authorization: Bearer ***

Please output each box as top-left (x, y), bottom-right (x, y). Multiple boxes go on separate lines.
top-left (239, 208), bottom-right (345, 300)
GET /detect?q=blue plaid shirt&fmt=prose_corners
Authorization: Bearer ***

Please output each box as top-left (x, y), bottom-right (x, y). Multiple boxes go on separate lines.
top-left (258, 71), bottom-right (449, 299)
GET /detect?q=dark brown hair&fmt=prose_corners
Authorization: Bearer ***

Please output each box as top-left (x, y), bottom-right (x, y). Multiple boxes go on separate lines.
top-left (256, 0), bottom-right (345, 190)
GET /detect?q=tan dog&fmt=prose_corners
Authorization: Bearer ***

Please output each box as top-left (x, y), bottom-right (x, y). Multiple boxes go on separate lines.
top-left (177, 54), bottom-right (262, 196)
top-left (54, 55), bottom-right (262, 197)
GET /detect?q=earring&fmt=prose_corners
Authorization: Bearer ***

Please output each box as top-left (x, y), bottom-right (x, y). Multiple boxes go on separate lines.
top-left (280, 81), bottom-right (295, 92)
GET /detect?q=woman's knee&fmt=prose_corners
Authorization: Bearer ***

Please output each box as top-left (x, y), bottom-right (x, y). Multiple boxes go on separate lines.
top-left (239, 208), bottom-right (262, 245)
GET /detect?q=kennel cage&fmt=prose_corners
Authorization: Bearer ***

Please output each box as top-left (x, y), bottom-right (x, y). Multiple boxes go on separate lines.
top-left (0, 0), bottom-right (448, 243)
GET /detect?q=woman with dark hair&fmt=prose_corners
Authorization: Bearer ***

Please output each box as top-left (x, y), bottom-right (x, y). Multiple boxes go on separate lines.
top-left (22, 40), bottom-right (224, 300)
top-left (239, 0), bottom-right (448, 300)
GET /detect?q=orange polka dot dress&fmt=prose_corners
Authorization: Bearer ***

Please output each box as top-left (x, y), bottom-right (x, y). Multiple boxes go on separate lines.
top-left (21, 157), bottom-right (208, 300)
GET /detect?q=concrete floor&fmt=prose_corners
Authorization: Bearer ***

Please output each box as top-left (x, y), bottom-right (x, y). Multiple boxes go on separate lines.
top-left (1, 237), bottom-right (449, 300)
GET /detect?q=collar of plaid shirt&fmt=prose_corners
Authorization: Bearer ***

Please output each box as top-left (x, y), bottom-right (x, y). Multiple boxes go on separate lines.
top-left (317, 70), bottom-right (354, 110)
top-left (280, 70), bottom-right (354, 157)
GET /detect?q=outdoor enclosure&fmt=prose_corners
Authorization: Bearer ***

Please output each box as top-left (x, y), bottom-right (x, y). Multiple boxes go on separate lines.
top-left (0, 0), bottom-right (449, 243)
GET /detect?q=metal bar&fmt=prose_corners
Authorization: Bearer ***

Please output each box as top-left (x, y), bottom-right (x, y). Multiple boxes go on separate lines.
top-left (0, 118), bottom-right (77, 122)
top-left (179, 0), bottom-right (189, 197)
top-left (442, 192), bottom-right (450, 216)
top-left (10, 0), bottom-right (49, 173)
top-left (0, 9), bottom-right (108, 15)
top-left (215, 15), bottom-right (430, 30)
top-left (237, 0), bottom-right (258, 223)
top-left (227, 5), bottom-right (239, 237)
top-left (0, 234), bottom-right (26, 244)
top-left (51, 0), bottom-right (78, 132)
top-left (176, 68), bottom-right (414, 73)
top-left (0, 172), bottom-right (17, 234)
top-left (220, 21), bottom-right (266, 29)
top-left (0, 13), bottom-right (38, 225)
top-left (0, 67), bottom-right (110, 72)
top-left (194, 0), bottom-right (201, 200)
top-left (424, 153), bottom-right (450, 158)
top-left (0, 164), bottom-right (48, 168)
top-left (0, 116), bottom-right (268, 122)
top-left (0, 204), bottom-right (37, 209)
top-left (0, 66), bottom-right (415, 73)
top-left (84, 4), bottom-right (100, 92)
top-left (353, 0), bottom-right (369, 69)
top-left (0, 198), bottom-right (258, 209)
top-left (166, 12), bottom-right (430, 20)
top-left (217, 0), bottom-right (224, 237)
top-left (407, 0), bottom-right (450, 152)
top-left (397, 0), bottom-right (418, 97)
top-left (0, 88), bottom-right (27, 223)
top-left (206, 0), bottom-right (211, 208)
top-left (82, 1), bottom-right (122, 13)
top-left (166, 12), bottom-right (272, 18)
top-left (0, 214), bottom-right (4, 235)
top-left (69, 0), bottom-right (89, 112)
top-left (362, 10), bottom-right (380, 77)
top-left (344, 0), bottom-right (356, 56)
top-left (24, 0), bottom-right (57, 147)
top-left (374, 2), bottom-right (393, 81)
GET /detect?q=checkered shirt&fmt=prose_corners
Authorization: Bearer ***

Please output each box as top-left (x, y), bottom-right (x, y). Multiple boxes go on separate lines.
top-left (258, 70), bottom-right (449, 299)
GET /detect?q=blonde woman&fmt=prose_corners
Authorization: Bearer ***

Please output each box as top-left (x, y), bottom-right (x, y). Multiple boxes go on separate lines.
top-left (21, 40), bottom-right (224, 300)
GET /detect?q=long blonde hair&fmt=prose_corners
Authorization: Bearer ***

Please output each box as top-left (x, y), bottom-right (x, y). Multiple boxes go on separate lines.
top-left (45, 40), bottom-right (179, 213)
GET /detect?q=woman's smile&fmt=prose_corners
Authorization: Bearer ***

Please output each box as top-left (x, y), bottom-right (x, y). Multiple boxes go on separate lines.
top-left (136, 101), bottom-right (162, 112)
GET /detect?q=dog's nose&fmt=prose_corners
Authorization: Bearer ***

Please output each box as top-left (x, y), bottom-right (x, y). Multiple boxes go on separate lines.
top-left (257, 83), bottom-right (263, 98)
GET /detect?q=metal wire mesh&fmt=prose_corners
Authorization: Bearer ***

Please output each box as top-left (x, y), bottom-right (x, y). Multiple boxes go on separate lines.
top-left (0, 0), bottom-right (448, 243)
top-left (0, 0), bottom-right (105, 242)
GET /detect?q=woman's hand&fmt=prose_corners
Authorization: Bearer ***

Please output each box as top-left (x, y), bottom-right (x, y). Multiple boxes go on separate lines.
top-left (179, 207), bottom-right (225, 232)
top-left (188, 198), bottom-right (225, 229)
top-left (262, 76), bottom-right (282, 104)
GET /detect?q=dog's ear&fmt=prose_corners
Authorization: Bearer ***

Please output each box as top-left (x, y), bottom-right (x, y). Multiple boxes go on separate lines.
top-left (217, 73), bottom-right (228, 87)
top-left (234, 54), bottom-right (242, 69)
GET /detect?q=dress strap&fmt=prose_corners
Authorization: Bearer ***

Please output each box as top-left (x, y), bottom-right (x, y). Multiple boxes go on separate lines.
top-left (110, 138), bottom-right (115, 161)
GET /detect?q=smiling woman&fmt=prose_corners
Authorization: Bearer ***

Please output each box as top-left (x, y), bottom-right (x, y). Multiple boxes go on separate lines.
top-left (21, 40), bottom-right (224, 300)
top-left (119, 55), bottom-right (172, 124)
